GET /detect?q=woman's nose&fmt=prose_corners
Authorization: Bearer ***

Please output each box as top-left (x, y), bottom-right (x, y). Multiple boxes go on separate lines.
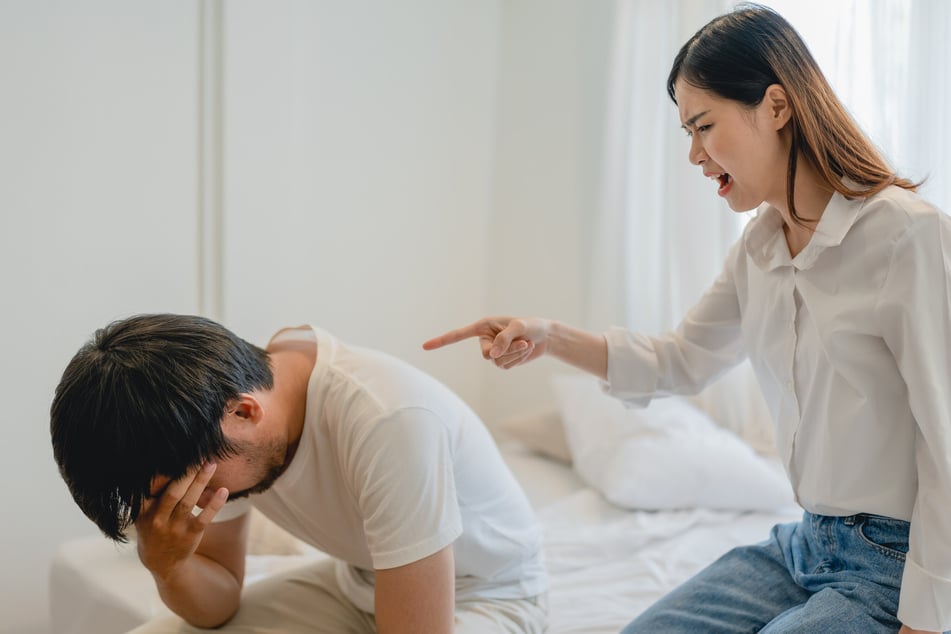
top-left (688, 134), bottom-right (706, 166)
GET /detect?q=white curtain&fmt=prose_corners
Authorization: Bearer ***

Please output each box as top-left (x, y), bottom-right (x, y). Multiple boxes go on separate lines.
top-left (903, 0), bottom-right (951, 211)
top-left (586, 0), bottom-right (740, 335)
top-left (589, 0), bottom-right (951, 334)
top-left (774, 0), bottom-right (951, 213)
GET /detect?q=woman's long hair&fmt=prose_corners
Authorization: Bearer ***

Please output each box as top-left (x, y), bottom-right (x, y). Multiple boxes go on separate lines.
top-left (668, 3), bottom-right (918, 225)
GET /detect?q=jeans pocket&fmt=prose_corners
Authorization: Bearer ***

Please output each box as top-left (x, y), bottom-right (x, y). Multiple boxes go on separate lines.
top-left (856, 514), bottom-right (908, 562)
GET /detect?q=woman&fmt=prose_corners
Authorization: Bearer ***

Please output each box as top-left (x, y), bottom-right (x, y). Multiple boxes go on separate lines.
top-left (423, 5), bottom-right (950, 633)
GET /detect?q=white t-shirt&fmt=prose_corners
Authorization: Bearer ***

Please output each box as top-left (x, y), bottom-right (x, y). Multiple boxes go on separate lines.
top-left (602, 185), bottom-right (951, 632)
top-left (221, 325), bottom-right (547, 612)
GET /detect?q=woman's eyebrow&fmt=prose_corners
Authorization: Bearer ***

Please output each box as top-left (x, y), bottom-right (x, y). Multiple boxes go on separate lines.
top-left (681, 109), bottom-right (711, 130)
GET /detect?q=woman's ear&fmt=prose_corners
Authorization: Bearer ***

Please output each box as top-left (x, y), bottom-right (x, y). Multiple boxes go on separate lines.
top-left (763, 83), bottom-right (792, 129)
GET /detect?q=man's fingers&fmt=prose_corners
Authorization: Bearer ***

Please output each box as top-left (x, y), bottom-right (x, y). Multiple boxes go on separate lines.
top-left (196, 487), bottom-right (218, 509)
top-left (152, 468), bottom-right (194, 516)
top-left (153, 463), bottom-right (208, 518)
top-left (176, 462), bottom-right (217, 515)
top-left (194, 487), bottom-right (229, 527)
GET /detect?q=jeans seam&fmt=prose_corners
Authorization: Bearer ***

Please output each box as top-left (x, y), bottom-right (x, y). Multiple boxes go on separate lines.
top-left (860, 541), bottom-right (906, 562)
top-left (856, 521), bottom-right (907, 562)
top-left (830, 517), bottom-right (839, 561)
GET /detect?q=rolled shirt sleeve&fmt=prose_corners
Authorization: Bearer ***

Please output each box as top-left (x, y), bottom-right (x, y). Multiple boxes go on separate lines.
top-left (876, 213), bottom-right (951, 631)
top-left (603, 240), bottom-right (747, 406)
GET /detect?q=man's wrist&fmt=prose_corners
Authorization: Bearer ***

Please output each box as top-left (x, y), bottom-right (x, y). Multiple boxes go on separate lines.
top-left (150, 557), bottom-right (190, 586)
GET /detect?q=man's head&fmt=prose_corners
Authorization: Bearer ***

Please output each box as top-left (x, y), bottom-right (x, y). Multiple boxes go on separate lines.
top-left (50, 314), bottom-right (274, 542)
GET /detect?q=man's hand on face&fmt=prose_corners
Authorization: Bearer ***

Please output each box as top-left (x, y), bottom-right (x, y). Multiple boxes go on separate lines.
top-left (135, 462), bottom-right (229, 581)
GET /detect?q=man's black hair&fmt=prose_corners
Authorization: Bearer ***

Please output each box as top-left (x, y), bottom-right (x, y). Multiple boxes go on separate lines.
top-left (50, 314), bottom-right (273, 541)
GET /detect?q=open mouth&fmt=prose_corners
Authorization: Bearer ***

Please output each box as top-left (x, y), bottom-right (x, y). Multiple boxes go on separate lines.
top-left (708, 172), bottom-right (732, 195)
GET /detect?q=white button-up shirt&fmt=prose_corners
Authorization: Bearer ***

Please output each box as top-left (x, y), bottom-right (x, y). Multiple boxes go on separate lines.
top-left (603, 185), bottom-right (951, 631)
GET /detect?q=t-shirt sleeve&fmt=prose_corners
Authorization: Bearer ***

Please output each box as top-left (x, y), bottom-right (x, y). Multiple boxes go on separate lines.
top-left (346, 406), bottom-right (463, 570)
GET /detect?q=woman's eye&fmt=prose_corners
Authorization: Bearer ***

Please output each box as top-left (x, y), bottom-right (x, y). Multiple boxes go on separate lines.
top-left (684, 124), bottom-right (711, 138)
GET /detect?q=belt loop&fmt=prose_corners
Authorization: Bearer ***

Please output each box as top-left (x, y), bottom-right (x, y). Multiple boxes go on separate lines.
top-left (844, 515), bottom-right (857, 526)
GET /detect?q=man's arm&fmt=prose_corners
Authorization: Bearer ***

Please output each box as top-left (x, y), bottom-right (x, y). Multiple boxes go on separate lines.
top-left (150, 513), bottom-right (250, 627)
top-left (374, 545), bottom-right (455, 634)
top-left (136, 463), bottom-right (250, 628)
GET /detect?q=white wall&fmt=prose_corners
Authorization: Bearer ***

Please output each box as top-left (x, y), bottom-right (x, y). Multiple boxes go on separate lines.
top-left (209, 0), bottom-right (612, 428)
top-left (218, 1), bottom-right (499, 413)
top-left (478, 0), bottom-right (616, 424)
top-left (0, 2), bottom-right (201, 631)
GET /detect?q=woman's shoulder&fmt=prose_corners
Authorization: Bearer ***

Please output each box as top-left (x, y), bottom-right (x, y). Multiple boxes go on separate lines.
top-left (856, 185), bottom-right (947, 238)
top-left (862, 184), bottom-right (942, 219)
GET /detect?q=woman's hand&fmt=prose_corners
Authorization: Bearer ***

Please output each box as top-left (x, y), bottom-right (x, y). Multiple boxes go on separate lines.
top-left (899, 626), bottom-right (939, 634)
top-left (424, 316), bottom-right (609, 379)
top-left (422, 316), bottom-right (552, 369)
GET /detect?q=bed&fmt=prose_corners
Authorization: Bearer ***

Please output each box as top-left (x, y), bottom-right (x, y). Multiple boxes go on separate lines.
top-left (50, 370), bottom-right (801, 634)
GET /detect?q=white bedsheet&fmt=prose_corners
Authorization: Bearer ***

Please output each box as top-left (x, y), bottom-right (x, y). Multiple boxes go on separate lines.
top-left (501, 443), bottom-right (802, 633)
top-left (49, 443), bottom-right (802, 634)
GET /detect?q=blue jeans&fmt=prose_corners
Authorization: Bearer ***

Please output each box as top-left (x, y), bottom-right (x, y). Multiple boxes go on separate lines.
top-left (622, 511), bottom-right (946, 634)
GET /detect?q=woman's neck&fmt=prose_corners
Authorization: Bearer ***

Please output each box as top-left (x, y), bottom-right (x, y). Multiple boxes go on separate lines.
top-left (775, 157), bottom-right (835, 258)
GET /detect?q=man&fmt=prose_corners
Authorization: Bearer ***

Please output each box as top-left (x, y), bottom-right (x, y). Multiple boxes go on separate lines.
top-left (51, 314), bottom-right (548, 633)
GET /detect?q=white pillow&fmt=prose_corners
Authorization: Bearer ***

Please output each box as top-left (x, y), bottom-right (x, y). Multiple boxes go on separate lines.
top-left (552, 374), bottom-right (795, 511)
top-left (493, 409), bottom-right (572, 464)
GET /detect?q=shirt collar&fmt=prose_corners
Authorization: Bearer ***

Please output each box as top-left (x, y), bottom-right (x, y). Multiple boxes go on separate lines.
top-left (744, 184), bottom-right (866, 271)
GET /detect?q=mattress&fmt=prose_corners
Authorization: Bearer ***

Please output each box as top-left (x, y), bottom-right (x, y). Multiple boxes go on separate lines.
top-left (49, 442), bottom-right (801, 634)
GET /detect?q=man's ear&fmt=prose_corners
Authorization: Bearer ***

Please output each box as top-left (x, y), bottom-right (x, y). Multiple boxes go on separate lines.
top-left (226, 393), bottom-right (264, 425)
top-left (763, 83), bottom-right (792, 130)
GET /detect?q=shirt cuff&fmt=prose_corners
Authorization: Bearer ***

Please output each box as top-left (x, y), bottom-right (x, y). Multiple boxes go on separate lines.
top-left (898, 557), bottom-right (951, 631)
top-left (602, 327), bottom-right (658, 407)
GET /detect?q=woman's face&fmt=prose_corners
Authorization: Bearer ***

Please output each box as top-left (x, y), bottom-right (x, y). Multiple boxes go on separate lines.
top-left (674, 78), bottom-right (791, 213)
